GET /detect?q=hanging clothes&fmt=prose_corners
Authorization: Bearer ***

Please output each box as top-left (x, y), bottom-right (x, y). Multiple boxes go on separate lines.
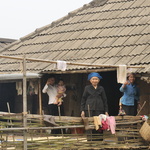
top-left (27, 80), bottom-right (39, 95)
top-left (16, 81), bottom-right (22, 95)
top-left (106, 116), bottom-right (116, 134)
top-left (117, 65), bottom-right (127, 84)
top-left (93, 114), bottom-right (116, 134)
top-left (57, 60), bottom-right (67, 71)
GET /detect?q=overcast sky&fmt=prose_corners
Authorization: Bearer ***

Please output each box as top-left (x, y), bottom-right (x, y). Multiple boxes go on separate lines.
top-left (0, 0), bottom-right (92, 40)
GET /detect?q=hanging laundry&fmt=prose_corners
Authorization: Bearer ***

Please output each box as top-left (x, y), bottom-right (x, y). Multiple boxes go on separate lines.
top-left (93, 116), bottom-right (101, 130)
top-left (99, 114), bottom-right (107, 121)
top-left (57, 60), bottom-right (67, 71)
top-left (34, 82), bottom-right (38, 94)
top-left (27, 81), bottom-right (34, 95)
top-left (92, 114), bottom-right (116, 134)
top-left (27, 80), bottom-right (38, 95)
top-left (16, 81), bottom-right (22, 95)
top-left (101, 119), bottom-right (109, 130)
top-left (107, 116), bottom-right (116, 134)
top-left (117, 65), bottom-right (127, 84)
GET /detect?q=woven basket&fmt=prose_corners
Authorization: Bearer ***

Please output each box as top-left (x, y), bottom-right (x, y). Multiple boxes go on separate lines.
top-left (139, 121), bottom-right (150, 142)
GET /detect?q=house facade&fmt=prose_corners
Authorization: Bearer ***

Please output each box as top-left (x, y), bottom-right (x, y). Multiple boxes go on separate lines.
top-left (0, 0), bottom-right (149, 116)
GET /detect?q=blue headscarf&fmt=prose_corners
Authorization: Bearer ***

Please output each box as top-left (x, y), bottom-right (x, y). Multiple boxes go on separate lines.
top-left (88, 72), bottom-right (103, 81)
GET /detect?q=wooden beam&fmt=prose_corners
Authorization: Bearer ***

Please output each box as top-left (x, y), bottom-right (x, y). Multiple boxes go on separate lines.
top-left (0, 55), bottom-right (145, 69)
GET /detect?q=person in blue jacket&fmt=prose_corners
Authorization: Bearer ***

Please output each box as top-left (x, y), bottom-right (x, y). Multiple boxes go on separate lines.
top-left (120, 73), bottom-right (140, 116)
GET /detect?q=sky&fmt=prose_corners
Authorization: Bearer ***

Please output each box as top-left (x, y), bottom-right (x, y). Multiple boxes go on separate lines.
top-left (0, 0), bottom-right (92, 40)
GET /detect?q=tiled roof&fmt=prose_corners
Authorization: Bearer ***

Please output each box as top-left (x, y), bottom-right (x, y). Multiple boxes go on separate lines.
top-left (0, 0), bottom-right (149, 74)
top-left (0, 38), bottom-right (16, 51)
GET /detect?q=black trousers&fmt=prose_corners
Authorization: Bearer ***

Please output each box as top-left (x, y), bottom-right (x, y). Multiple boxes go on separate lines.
top-left (47, 104), bottom-right (64, 134)
top-left (122, 100), bottom-right (137, 116)
top-left (47, 104), bottom-right (64, 116)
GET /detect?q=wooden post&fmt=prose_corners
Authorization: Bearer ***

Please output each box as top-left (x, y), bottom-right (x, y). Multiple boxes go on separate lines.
top-left (23, 55), bottom-right (27, 150)
top-left (7, 102), bottom-right (12, 125)
top-left (38, 78), bottom-right (43, 129)
top-left (38, 78), bottom-right (42, 115)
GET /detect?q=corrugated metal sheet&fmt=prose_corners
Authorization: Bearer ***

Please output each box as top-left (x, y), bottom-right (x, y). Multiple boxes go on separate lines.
top-left (0, 0), bottom-right (149, 74)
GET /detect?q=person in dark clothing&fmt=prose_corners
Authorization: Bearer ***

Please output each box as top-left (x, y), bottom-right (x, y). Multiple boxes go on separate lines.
top-left (80, 72), bottom-right (109, 141)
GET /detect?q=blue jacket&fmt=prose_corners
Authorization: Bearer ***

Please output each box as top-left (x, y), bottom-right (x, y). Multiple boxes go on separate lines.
top-left (120, 83), bottom-right (140, 106)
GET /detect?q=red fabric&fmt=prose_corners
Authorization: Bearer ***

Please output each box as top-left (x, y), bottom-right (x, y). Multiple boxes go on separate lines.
top-left (101, 120), bottom-right (109, 130)
top-left (98, 119), bottom-right (109, 132)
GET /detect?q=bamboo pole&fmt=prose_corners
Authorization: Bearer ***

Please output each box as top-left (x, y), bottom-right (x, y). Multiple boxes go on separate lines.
top-left (0, 125), bottom-right (85, 131)
top-left (23, 55), bottom-right (27, 150)
top-left (38, 78), bottom-right (42, 115)
top-left (0, 55), bottom-right (145, 69)
top-left (58, 105), bottom-right (64, 138)
top-left (0, 120), bottom-right (143, 132)
top-left (136, 101), bottom-right (146, 116)
top-left (6, 102), bottom-right (12, 126)
top-left (0, 112), bottom-right (142, 121)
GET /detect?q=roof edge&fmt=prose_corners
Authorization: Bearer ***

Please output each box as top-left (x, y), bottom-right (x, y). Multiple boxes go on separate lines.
top-left (20, 0), bottom-right (108, 41)
top-left (19, 4), bottom-right (91, 41)
top-left (2, 40), bottom-right (21, 52)
top-left (2, 0), bottom-right (108, 50)
top-left (0, 73), bottom-right (42, 80)
top-left (0, 38), bottom-right (16, 43)
top-left (90, 0), bottom-right (108, 7)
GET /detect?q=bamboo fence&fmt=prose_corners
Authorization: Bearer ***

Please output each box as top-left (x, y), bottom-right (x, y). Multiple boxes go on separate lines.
top-left (0, 112), bottom-right (149, 150)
